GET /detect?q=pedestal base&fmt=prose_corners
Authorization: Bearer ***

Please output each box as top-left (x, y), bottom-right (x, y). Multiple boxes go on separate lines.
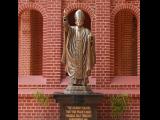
top-left (53, 93), bottom-right (104, 120)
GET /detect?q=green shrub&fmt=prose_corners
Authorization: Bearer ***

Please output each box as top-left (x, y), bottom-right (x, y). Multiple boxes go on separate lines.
top-left (33, 91), bottom-right (49, 106)
top-left (111, 94), bottom-right (131, 119)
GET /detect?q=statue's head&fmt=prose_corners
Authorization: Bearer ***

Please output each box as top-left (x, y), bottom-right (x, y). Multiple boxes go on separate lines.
top-left (74, 9), bottom-right (85, 27)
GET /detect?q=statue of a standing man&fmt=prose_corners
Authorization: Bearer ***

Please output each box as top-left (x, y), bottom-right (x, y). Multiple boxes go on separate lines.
top-left (61, 9), bottom-right (96, 93)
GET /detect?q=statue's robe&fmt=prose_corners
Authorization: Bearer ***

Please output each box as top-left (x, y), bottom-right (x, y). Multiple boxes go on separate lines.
top-left (61, 26), bottom-right (96, 84)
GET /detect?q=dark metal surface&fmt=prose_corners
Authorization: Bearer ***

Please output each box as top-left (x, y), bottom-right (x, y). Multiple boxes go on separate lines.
top-left (53, 93), bottom-right (104, 120)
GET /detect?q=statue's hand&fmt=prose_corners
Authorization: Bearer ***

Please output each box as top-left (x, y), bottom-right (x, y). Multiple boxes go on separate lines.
top-left (63, 9), bottom-right (68, 23)
top-left (63, 9), bottom-right (69, 31)
top-left (64, 9), bottom-right (67, 17)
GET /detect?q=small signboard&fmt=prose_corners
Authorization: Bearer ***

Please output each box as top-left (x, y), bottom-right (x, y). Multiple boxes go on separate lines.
top-left (65, 106), bottom-right (92, 120)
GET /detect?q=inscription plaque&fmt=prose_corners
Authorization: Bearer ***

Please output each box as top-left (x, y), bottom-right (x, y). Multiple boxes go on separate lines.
top-left (53, 93), bottom-right (104, 120)
top-left (65, 106), bottom-right (92, 120)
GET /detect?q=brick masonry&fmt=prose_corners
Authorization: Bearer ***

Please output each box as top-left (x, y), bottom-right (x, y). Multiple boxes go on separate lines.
top-left (18, 0), bottom-right (140, 119)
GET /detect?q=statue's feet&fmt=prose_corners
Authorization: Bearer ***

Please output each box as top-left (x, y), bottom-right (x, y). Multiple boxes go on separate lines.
top-left (64, 85), bottom-right (92, 94)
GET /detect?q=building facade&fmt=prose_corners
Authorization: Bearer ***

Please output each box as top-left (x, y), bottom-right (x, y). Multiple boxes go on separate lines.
top-left (18, 0), bottom-right (140, 119)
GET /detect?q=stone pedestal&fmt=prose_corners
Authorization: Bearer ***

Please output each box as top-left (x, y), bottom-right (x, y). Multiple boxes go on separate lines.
top-left (53, 93), bottom-right (104, 120)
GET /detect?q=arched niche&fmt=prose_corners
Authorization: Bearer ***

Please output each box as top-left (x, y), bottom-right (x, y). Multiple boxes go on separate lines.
top-left (18, 10), bottom-right (43, 76)
top-left (114, 9), bottom-right (137, 76)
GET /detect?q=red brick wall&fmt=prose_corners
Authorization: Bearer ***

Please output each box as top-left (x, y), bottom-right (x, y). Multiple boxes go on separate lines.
top-left (110, 0), bottom-right (140, 78)
top-left (18, 0), bottom-right (62, 86)
top-left (18, 94), bottom-right (139, 120)
top-left (18, 10), bottom-right (31, 75)
top-left (114, 10), bottom-right (137, 76)
top-left (18, 94), bottom-right (60, 120)
top-left (97, 94), bottom-right (140, 120)
top-left (95, 0), bottom-right (111, 85)
top-left (18, 0), bottom-right (140, 119)
top-left (19, 10), bottom-right (43, 76)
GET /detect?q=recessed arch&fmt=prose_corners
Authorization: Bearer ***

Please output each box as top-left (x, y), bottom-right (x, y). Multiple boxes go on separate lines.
top-left (110, 4), bottom-right (140, 77)
top-left (18, 9), bottom-right (43, 75)
top-left (18, 3), bottom-right (47, 19)
top-left (64, 4), bottom-right (94, 19)
top-left (114, 9), bottom-right (137, 76)
top-left (111, 4), bottom-right (140, 21)
top-left (18, 3), bottom-right (48, 76)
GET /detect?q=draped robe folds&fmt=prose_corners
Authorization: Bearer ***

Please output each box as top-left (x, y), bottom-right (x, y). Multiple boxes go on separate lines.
top-left (61, 26), bottom-right (96, 85)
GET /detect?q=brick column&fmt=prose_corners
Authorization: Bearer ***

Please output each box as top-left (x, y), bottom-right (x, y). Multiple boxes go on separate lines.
top-left (95, 0), bottom-right (111, 86)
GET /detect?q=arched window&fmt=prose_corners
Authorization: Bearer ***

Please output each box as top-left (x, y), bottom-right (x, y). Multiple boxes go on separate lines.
top-left (18, 10), bottom-right (43, 76)
top-left (114, 10), bottom-right (137, 76)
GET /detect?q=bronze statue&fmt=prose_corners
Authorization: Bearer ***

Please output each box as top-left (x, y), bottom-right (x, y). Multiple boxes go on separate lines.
top-left (62, 9), bottom-right (96, 94)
